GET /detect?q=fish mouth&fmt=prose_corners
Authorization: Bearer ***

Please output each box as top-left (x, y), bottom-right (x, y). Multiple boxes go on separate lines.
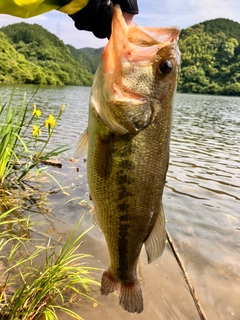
top-left (95, 5), bottom-right (181, 135)
top-left (103, 5), bottom-right (180, 69)
top-left (113, 5), bottom-right (180, 45)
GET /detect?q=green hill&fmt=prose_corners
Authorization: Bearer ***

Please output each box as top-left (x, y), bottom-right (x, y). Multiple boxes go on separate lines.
top-left (0, 30), bottom-right (45, 84)
top-left (0, 23), bottom-right (93, 86)
top-left (70, 18), bottom-right (240, 96)
top-left (178, 18), bottom-right (240, 95)
top-left (196, 18), bottom-right (240, 43)
top-left (0, 18), bottom-right (240, 95)
top-left (67, 45), bottom-right (102, 74)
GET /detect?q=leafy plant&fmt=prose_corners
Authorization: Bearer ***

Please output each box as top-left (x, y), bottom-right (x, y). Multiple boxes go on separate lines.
top-left (0, 92), bottom-right (69, 185)
top-left (0, 92), bottom-right (27, 183)
top-left (0, 210), bottom-right (100, 320)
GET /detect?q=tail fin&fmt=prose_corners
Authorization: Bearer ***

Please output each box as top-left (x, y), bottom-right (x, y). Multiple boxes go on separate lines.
top-left (119, 280), bottom-right (143, 314)
top-left (101, 269), bottom-right (144, 313)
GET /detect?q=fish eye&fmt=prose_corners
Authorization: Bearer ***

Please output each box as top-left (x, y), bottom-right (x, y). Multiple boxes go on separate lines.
top-left (159, 60), bottom-right (173, 74)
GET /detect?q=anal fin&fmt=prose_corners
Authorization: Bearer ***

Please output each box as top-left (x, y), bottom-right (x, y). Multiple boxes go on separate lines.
top-left (145, 203), bottom-right (166, 264)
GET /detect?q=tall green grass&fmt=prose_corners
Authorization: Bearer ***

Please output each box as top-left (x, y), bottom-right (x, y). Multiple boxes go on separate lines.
top-left (0, 92), bottom-right (68, 185)
top-left (0, 91), bottom-right (98, 319)
top-left (0, 210), bottom-right (100, 320)
top-left (0, 92), bottom-right (27, 183)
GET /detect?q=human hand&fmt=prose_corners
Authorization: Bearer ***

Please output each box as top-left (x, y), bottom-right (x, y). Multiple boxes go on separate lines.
top-left (69, 0), bottom-right (138, 39)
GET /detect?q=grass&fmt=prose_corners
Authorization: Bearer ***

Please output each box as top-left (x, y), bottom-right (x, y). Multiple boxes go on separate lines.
top-left (0, 90), bottom-right (99, 319)
top-left (0, 210), bottom-right (100, 320)
top-left (0, 92), bottom-right (27, 184)
top-left (0, 91), bottom-right (69, 185)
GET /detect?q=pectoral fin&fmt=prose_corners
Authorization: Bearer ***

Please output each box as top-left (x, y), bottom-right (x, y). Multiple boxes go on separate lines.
top-left (145, 203), bottom-right (166, 264)
top-left (90, 205), bottom-right (102, 231)
top-left (75, 128), bottom-right (88, 158)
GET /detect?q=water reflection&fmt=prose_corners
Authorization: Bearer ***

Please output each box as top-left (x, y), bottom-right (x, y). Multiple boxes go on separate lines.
top-left (1, 85), bottom-right (240, 319)
top-left (166, 93), bottom-right (240, 319)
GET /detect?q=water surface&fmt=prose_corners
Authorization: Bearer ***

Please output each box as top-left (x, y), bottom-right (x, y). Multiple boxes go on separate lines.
top-left (1, 84), bottom-right (239, 319)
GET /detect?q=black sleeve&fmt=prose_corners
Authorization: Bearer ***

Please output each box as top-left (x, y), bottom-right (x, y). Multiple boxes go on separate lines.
top-left (112, 0), bottom-right (138, 14)
top-left (69, 0), bottom-right (138, 39)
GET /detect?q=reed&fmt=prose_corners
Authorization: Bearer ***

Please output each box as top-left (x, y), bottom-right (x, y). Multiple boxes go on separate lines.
top-left (0, 92), bottom-right (68, 185)
top-left (0, 210), bottom-right (100, 320)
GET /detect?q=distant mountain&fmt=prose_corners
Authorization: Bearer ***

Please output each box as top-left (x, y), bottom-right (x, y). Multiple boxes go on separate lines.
top-left (0, 30), bottom-right (47, 85)
top-left (67, 45), bottom-right (102, 74)
top-left (178, 18), bottom-right (240, 95)
top-left (0, 18), bottom-right (240, 95)
top-left (197, 18), bottom-right (240, 43)
top-left (0, 23), bottom-right (93, 86)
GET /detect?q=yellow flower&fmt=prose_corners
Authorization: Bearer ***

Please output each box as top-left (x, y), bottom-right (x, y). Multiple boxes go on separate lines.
top-left (32, 104), bottom-right (37, 116)
top-left (61, 104), bottom-right (65, 111)
top-left (32, 124), bottom-right (42, 137)
top-left (45, 114), bottom-right (56, 129)
top-left (32, 104), bottom-right (41, 117)
top-left (36, 109), bottom-right (41, 117)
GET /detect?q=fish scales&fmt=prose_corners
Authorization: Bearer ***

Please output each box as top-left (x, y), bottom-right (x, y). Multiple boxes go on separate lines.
top-left (77, 5), bottom-right (180, 314)
top-left (88, 100), bottom-right (170, 264)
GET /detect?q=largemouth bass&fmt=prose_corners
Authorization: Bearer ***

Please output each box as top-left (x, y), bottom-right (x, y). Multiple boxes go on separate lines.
top-left (77, 5), bottom-right (180, 314)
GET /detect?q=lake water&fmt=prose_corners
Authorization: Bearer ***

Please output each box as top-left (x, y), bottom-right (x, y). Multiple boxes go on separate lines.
top-left (0, 84), bottom-right (240, 320)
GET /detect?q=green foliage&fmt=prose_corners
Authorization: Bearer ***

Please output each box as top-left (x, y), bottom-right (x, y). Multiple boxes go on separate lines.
top-left (0, 31), bottom-right (46, 84)
top-left (178, 18), bottom-right (240, 96)
top-left (0, 22), bottom-right (66, 49)
top-left (1, 18), bottom-right (240, 95)
top-left (0, 91), bottom-right (27, 183)
top-left (67, 45), bottom-right (102, 74)
top-left (0, 23), bottom-right (93, 86)
top-left (0, 92), bottom-right (68, 185)
top-left (197, 18), bottom-right (240, 43)
top-left (0, 210), bottom-right (100, 320)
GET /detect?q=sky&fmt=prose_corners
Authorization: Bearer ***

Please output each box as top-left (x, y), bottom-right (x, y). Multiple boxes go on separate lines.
top-left (0, 0), bottom-right (240, 49)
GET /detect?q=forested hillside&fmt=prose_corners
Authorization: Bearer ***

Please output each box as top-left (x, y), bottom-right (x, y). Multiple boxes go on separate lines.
top-left (67, 45), bottom-right (102, 74)
top-left (178, 18), bottom-right (240, 95)
top-left (0, 23), bottom-right (93, 86)
top-left (0, 18), bottom-right (240, 95)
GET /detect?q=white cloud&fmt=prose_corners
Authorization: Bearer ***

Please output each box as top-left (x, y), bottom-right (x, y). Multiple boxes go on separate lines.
top-left (0, 13), bottom-right (48, 26)
top-left (39, 12), bottom-right (107, 48)
top-left (0, 12), bottom-right (107, 48)
top-left (136, 0), bottom-right (240, 28)
top-left (0, 0), bottom-right (240, 48)
top-left (186, 0), bottom-right (240, 21)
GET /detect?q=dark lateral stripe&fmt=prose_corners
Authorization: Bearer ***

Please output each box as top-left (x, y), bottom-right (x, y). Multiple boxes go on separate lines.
top-left (117, 202), bottom-right (130, 212)
top-left (117, 173), bottom-right (128, 184)
top-left (117, 213), bottom-right (130, 281)
top-left (119, 159), bottom-right (133, 170)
